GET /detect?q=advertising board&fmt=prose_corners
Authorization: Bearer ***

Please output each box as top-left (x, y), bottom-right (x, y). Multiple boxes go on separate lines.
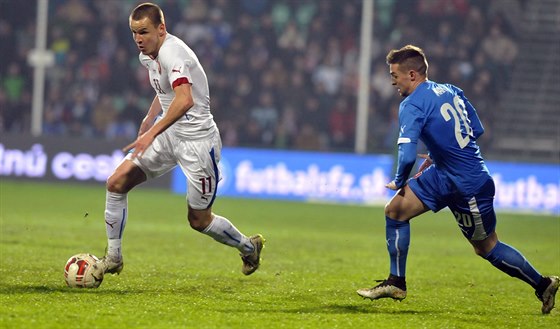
top-left (171, 148), bottom-right (559, 214)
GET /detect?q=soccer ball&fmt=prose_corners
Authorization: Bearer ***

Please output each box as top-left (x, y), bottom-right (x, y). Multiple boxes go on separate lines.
top-left (64, 253), bottom-right (103, 288)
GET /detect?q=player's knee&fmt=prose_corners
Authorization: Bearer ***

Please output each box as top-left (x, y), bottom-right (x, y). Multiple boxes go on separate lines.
top-left (470, 234), bottom-right (498, 257)
top-left (384, 202), bottom-right (399, 219)
top-left (106, 174), bottom-right (126, 193)
top-left (106, 168), bottom-right (144, 193)
top-left (188, 218), bottom-right (205, 231)
top-left (106, 173), bottom-right (137, 193)
top-left (472, 246), bottom-right (487, 257)
top-left (187, 210), bottom-right (212, 231)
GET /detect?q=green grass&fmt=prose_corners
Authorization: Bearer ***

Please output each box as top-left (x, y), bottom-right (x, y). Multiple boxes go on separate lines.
top-left (1, 180), bottom-right (559, 328)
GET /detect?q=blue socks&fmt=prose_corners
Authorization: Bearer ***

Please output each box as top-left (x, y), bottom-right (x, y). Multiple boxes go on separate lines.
top-left (385, 216), bottom-right (544, 290)
top-left (484, 241), bottom-right (543, 289)
top-left (386, 216), bottom-right (410, 278)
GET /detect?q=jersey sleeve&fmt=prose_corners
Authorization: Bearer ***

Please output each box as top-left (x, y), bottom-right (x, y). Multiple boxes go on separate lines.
top-left (160, 47), bottom-right (192, 90)
top-left (394, 142), bottom-right (417, 188)
top-left (393, 103), bottom-right (424, 187)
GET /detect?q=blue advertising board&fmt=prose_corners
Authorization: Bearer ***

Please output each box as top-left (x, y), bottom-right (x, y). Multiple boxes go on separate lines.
top-left (171, 147), bottom-right (560, 214)
top-left (489, 161), bottom-right (559, 213)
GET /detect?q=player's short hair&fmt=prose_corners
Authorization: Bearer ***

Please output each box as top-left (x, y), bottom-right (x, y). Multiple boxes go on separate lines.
top-left (386, 45), bottom-right (429, 76)
top-left (130, 2), bottom-right (165, 27)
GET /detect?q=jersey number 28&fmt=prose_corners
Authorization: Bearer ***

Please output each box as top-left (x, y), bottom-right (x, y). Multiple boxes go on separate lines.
top-left (440, 95), bottom-right (473, 149)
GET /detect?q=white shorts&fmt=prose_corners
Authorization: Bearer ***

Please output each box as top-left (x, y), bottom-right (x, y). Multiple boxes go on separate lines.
top-left (126, 129), bottom-right (222, 210)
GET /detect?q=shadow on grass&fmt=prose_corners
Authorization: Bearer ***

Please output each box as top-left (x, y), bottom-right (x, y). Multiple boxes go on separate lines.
top-left (291, 303), bottom-right (436, 315)
top-left (0, 284), bottom-right (146, 295)
top-left (212, 301), bottom-right (444, 315)
top-left (0, 281), bottom-right (222, 296)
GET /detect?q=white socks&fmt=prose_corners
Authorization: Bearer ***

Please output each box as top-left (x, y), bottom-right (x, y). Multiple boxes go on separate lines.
top-left (104, 191), bottom-right (127, 259)
top-left (104, 193), bottom-right (251, 258)
top-left (202, 214), bottom-right (254, 254)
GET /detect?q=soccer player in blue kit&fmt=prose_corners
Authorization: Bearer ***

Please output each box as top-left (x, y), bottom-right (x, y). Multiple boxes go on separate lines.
top-left (356, 45), bottom-right (559, 314)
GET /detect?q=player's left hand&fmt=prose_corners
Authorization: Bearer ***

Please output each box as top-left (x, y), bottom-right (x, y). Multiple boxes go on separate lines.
top-left (385, 180), bottom-right (398, 190)
top-left (417, 153), bottom-right (433, 173)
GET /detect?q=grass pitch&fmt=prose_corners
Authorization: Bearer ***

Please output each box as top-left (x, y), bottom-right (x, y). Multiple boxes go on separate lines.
top-left (1, 180), bottom-right (559, 328)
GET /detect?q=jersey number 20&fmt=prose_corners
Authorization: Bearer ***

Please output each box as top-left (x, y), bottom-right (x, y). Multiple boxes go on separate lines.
top-left (440, 95), bottom-right (473, 149)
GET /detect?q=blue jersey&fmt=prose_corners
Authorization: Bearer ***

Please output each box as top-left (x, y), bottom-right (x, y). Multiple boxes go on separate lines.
top-left (394, 80), bottom-right (490, 195)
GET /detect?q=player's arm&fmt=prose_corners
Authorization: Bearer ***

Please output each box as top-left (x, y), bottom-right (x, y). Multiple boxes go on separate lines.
top-left (387, 104), bottom-right (424, 190)
top-left (387, 142), bottom-right (417, 190)
top-left (145, 83), bottom-right (193, 137)
top-left (124, 83), bottom-right (194, 158)
top-left (138, 95), bottom-right (163, 136)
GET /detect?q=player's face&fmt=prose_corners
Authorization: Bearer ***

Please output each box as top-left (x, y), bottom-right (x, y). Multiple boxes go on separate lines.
top-left (389, 63), bottom-right (414, 97)
top-left (130, 17), bottom-right (165, 58)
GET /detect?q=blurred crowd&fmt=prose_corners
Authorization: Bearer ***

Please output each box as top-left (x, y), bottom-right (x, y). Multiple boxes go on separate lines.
top-left (0, 0), bottom-right (522, 153)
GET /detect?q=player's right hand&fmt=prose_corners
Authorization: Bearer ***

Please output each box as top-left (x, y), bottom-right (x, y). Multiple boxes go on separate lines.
top-left (385, 180), bottom-right (398, 190)
top-left (123, 132), bottom-right (155, 159)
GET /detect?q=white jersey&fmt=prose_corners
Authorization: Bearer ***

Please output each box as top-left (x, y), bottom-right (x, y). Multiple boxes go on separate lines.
top-left (139, 33), bottom-right (216, 139)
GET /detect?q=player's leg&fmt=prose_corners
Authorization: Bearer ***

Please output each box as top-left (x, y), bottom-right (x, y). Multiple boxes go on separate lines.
top-left (187, 206), bottom-right (255, 255)
top-left (470, 231), bottom-right (559, 314)
top-left (453, 178), bottom-right (559, 313)
top-left (94, 133), bottom-right (175, 279)
top-left (473, 233), bottom-right (558, 313)
top-left (384, 185), bottom-right (429, 278)
top-left (357, 184), bottom-right (430, 301)
top-left (469, 231), bottom-right (545, 288)
top-left (92, 159), bottom-right (146, 279)
top-left (188, 206), bottom-right (264, 275)
top-left (358, 167), bottom-right (446, 301)
top-left (181, 134), bottom-right (264, 275)
top-left (104, 160), bottom-right (146, 260)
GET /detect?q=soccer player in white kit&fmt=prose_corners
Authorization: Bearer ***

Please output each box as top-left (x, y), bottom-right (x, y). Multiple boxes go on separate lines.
top-left (92, 2), bottom-right (264, 280)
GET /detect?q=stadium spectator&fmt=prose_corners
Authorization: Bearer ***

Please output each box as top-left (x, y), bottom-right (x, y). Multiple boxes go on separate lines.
top-left (312, 48), bottom-right (343, 95)
top-left (249, 91), bottom-right (279, 146)
top-left (278, 20), bottom-right (306, 53)
top-left (3, 62), bottom-right (25, 106)
top-left (274, 104), bottom-right (299, 149)
top-left (481, 21), bottom-right (519, 88)
top-left (64, 91), bottom-right (93, 137)
top-left (42, 87), bottom-right (66, 135)
top-left (328, 96), bottom-right (356, 150)
top-left (105, 111), bottom-right (137, 141)
top-left (294, 123), bottom-right (323, 151)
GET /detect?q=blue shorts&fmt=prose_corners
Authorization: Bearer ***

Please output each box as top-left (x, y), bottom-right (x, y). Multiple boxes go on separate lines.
top-left (408, 166), bottom-right (497, 241)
